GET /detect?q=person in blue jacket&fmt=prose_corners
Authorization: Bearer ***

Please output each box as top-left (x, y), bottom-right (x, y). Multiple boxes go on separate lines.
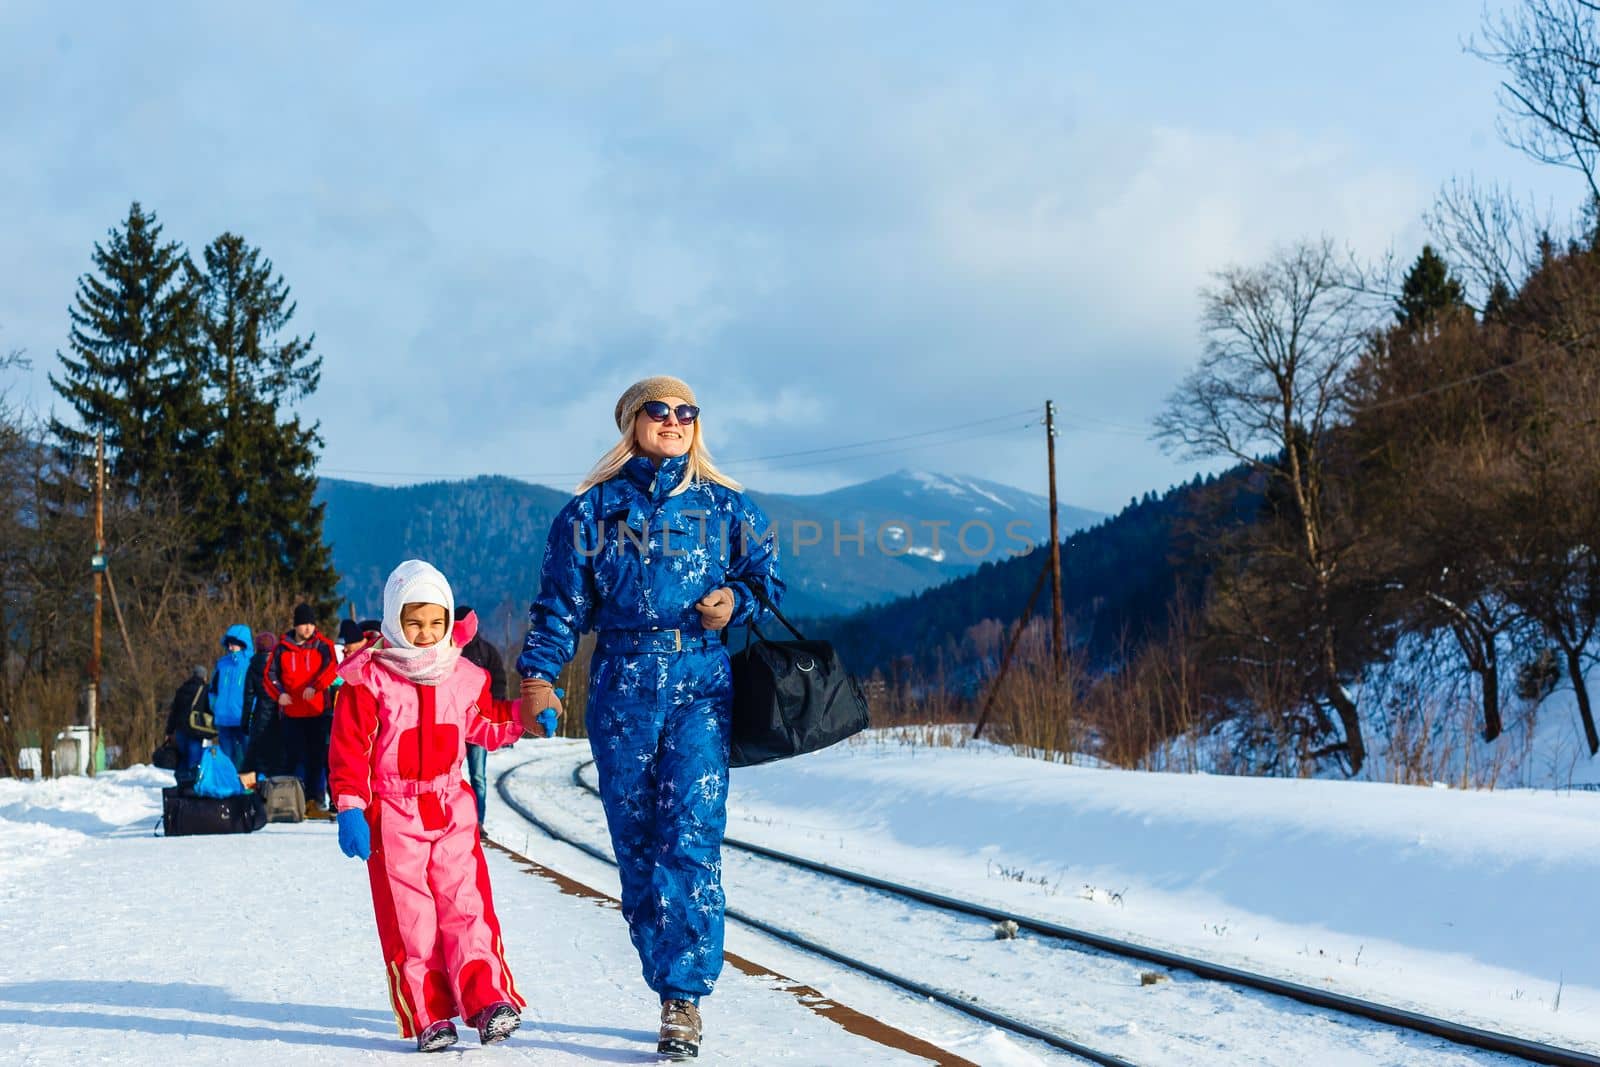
top-left (517, 375), bottom-right (782, 1062)
top-left (208, 623), bottom-right (255, 769)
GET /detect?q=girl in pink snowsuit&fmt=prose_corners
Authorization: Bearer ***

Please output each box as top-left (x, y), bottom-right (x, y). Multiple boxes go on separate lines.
top-left (328, 559), bottom-right (530, 1052)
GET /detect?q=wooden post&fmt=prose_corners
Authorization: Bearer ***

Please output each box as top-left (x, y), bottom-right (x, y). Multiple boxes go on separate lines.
top-left (972, 558), bottom-right (1051, 741)
top-left (1045, 401), bottom-right (1064, 672)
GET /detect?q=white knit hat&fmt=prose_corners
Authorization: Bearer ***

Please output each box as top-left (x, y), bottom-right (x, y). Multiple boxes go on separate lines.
top-left (381, 559), bottom-right (456, 650)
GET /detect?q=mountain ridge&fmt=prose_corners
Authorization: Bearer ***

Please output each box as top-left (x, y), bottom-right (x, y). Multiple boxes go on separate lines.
top-left (316, 467), bottom-right (1103, 639)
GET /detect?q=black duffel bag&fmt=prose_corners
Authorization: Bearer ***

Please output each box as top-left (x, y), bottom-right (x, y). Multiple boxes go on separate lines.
top-left (150, 739), bottom-right (181, 771)
top-left (162, 785), bottom-right (268, 837)
top-left (727, 581), bottom-right (870, 768)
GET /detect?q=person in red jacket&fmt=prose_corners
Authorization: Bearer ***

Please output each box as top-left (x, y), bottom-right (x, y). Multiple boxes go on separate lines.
top-left (263, 603), bottom-right (339, 818)
top-left (328, 559), bottom-right (536, 1052)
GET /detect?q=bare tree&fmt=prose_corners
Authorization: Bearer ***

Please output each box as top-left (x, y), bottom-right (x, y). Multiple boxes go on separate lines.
top-left (0, 345), bottom-right (35, 776)
top-left (1495, 270), bottom-right (1600, 754)
top-left (1473, 0), bottom-right (1600, 207)
top-left (1424, 177), bottom-right (1560, 307)
top-left (1156, 238), bottom-right (1378, 773)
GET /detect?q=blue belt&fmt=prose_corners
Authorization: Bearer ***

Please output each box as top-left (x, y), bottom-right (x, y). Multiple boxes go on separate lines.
top-left (595, 628), bottom-right (719, 656)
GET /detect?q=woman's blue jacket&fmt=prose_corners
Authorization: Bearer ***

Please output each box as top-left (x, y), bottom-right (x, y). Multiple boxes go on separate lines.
top-left (517, 454), bottom-right (783, 682)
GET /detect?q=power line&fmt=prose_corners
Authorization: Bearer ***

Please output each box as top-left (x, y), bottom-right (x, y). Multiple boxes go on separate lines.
top-left (318, 404), bottom-right (1044, 483)
top-left (1052, 406), bottom-right (1150, 435)
top-left (718, 407), bottom-right (1038, 467)
top-left (1056, 417), bottom-right (1149, 438)
top-left (1344, 345), bottom-right (1555, 413)
top-left (725, 421), bottom-right (1039, 476)
top-left (318, 464), bottom-right (592, 482)
top-left (323, 420), bottom-right (1042, 484)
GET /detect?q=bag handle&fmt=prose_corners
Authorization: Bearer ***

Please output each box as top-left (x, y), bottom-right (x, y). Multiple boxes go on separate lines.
top-left (730, 578), bottom-right (805, 641)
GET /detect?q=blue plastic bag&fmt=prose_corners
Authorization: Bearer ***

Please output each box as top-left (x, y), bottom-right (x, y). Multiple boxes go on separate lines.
top-left (194, 745), bottom-right (245, 798)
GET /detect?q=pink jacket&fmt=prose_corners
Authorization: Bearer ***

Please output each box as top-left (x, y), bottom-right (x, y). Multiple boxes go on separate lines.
top-left (328, 638), bottom-right (523, 814)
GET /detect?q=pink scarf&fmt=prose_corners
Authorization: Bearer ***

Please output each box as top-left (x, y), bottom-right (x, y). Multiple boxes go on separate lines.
top-left (368, 614), bottom-right (475, 686)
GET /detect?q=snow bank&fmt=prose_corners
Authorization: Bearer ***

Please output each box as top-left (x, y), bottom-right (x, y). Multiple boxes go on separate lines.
top-left (0, 766), bottom-right (168, 888)
top-left (730, 734), bottom-right (1600, 1050)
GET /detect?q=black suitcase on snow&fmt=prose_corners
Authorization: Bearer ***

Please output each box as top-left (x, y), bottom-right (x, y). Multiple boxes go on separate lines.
top-left (162, 785), bottom-right (268, 837)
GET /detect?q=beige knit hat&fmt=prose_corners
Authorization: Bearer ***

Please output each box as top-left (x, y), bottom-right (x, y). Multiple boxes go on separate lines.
top-left (614, 375), bottom-right (698, 431)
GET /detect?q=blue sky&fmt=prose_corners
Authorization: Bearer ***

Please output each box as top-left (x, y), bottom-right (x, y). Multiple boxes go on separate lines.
top-left (0, 2), bottom-right (1582, 512)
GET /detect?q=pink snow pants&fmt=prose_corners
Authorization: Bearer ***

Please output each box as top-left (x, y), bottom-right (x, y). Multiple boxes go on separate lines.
top-left (365, 783), bottom-right (523, 1036)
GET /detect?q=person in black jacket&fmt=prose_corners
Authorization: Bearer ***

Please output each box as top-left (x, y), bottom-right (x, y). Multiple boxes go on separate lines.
top-left (240, 631), bottom-right (284, 777)
top-left (164, 665), bottom-right (210, 781)
top-left (455, 605), bottom-right (508, 834)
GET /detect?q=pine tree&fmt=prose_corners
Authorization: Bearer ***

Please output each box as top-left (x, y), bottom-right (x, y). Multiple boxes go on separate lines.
top-left (1395, 245), bottom-right (1466, 332)
top-left (193, 232), bottom-right (336, 602)
top-left (1482, 278), bottom-right (1513, 322)
top-left (48, 202), bottom-right (205, 494)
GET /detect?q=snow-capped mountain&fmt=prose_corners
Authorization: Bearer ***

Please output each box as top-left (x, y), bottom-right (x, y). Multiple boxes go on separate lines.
top-left (316, 469), bottom-right (1103, 634)
top-left (765, 468), bottom-right (1099, 565)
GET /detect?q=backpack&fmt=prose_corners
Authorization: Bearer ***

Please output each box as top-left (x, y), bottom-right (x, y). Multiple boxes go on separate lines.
top-left (186, 680), bottom-right (216, 738)
top-left (256, 776), bottom-right (306, 823)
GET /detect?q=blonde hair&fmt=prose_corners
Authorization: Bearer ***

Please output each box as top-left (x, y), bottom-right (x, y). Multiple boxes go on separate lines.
top-left (576, 410), bottom-right (743, 495)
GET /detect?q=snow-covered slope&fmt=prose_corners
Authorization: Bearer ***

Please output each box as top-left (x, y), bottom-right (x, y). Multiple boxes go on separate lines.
top-left (1160, 634), bottom-right (1600, 790)
top-left (723, 733), bottom-right (1600, 1054)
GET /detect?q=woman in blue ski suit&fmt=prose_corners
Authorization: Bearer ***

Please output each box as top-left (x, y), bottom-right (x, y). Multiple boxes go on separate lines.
top-left (517, 375), bottom-right (781, 1059)
top-left (208, 623), bottom-right (255, 768)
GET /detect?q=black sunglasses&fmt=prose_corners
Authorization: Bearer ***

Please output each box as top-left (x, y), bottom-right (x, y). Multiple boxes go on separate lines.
top-left (639, 401), bottom-right (699, 424)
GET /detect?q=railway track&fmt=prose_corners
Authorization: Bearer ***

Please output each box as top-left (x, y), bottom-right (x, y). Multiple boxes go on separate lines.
top-left (496, 752), bottom-right (1599, 1067)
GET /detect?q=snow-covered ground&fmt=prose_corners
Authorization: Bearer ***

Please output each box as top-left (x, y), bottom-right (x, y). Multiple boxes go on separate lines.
top-left (0, 763), bottom-right (962, 1065)
top-left (3, 733), bottom-right (1597, 1064)
top-left (720, 732), bottom-right (1600, 1053)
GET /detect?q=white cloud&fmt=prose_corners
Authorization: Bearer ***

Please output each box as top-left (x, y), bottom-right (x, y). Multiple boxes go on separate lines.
top-left (0, 1), bottom-right (1574, 513)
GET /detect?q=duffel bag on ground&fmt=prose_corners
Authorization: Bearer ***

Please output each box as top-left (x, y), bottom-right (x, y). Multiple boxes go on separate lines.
top-left (255, 776), bottom-right (305, 823)
top-left (162, 785), bottom-right (267, 837)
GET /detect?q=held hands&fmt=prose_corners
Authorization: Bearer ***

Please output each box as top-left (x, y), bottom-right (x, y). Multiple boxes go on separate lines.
top-left (519, 678), bottom-right (565, 737)
top-left (277, 693), bottom-right (292, 707)
top-left (336, 808), bottom-right (370, 861)
top-left (694, 587), bottom-right (736, 630)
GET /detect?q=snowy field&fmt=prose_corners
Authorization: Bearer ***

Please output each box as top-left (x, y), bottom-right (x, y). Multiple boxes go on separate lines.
top-left (2, 733), bottom-right (1597, 1065)
top-left (0, 763), bottom-right (958, 1065)
top-left (719, 732), bottom-right (1600, 1053)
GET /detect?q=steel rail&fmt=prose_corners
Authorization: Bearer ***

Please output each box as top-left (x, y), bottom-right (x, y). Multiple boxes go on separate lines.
top-left (495, 758), bottom-right (1137, 1067)
top-left (574, 757), bottom-right (1600, 1067)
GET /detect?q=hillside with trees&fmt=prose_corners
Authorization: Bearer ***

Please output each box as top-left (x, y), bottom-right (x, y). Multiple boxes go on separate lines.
top-left (812, 468), bottom-right (1257, 683)
top-left (834, 0), bottom-right (1600, 784)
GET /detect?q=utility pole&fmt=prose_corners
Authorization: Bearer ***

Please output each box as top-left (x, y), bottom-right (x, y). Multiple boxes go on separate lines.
top-left (1045, 401), bottom-right (1063, 672)
top-left (971, 557), bottom-right (1051, 741)
top-left (88, 430), bottom-right (106, 776)
top-left (971, 402), bottom-right (1066, 739)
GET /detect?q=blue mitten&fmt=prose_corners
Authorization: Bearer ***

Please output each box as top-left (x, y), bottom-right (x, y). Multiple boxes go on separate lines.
top-left (336, 807), bottom-right (370, 860)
